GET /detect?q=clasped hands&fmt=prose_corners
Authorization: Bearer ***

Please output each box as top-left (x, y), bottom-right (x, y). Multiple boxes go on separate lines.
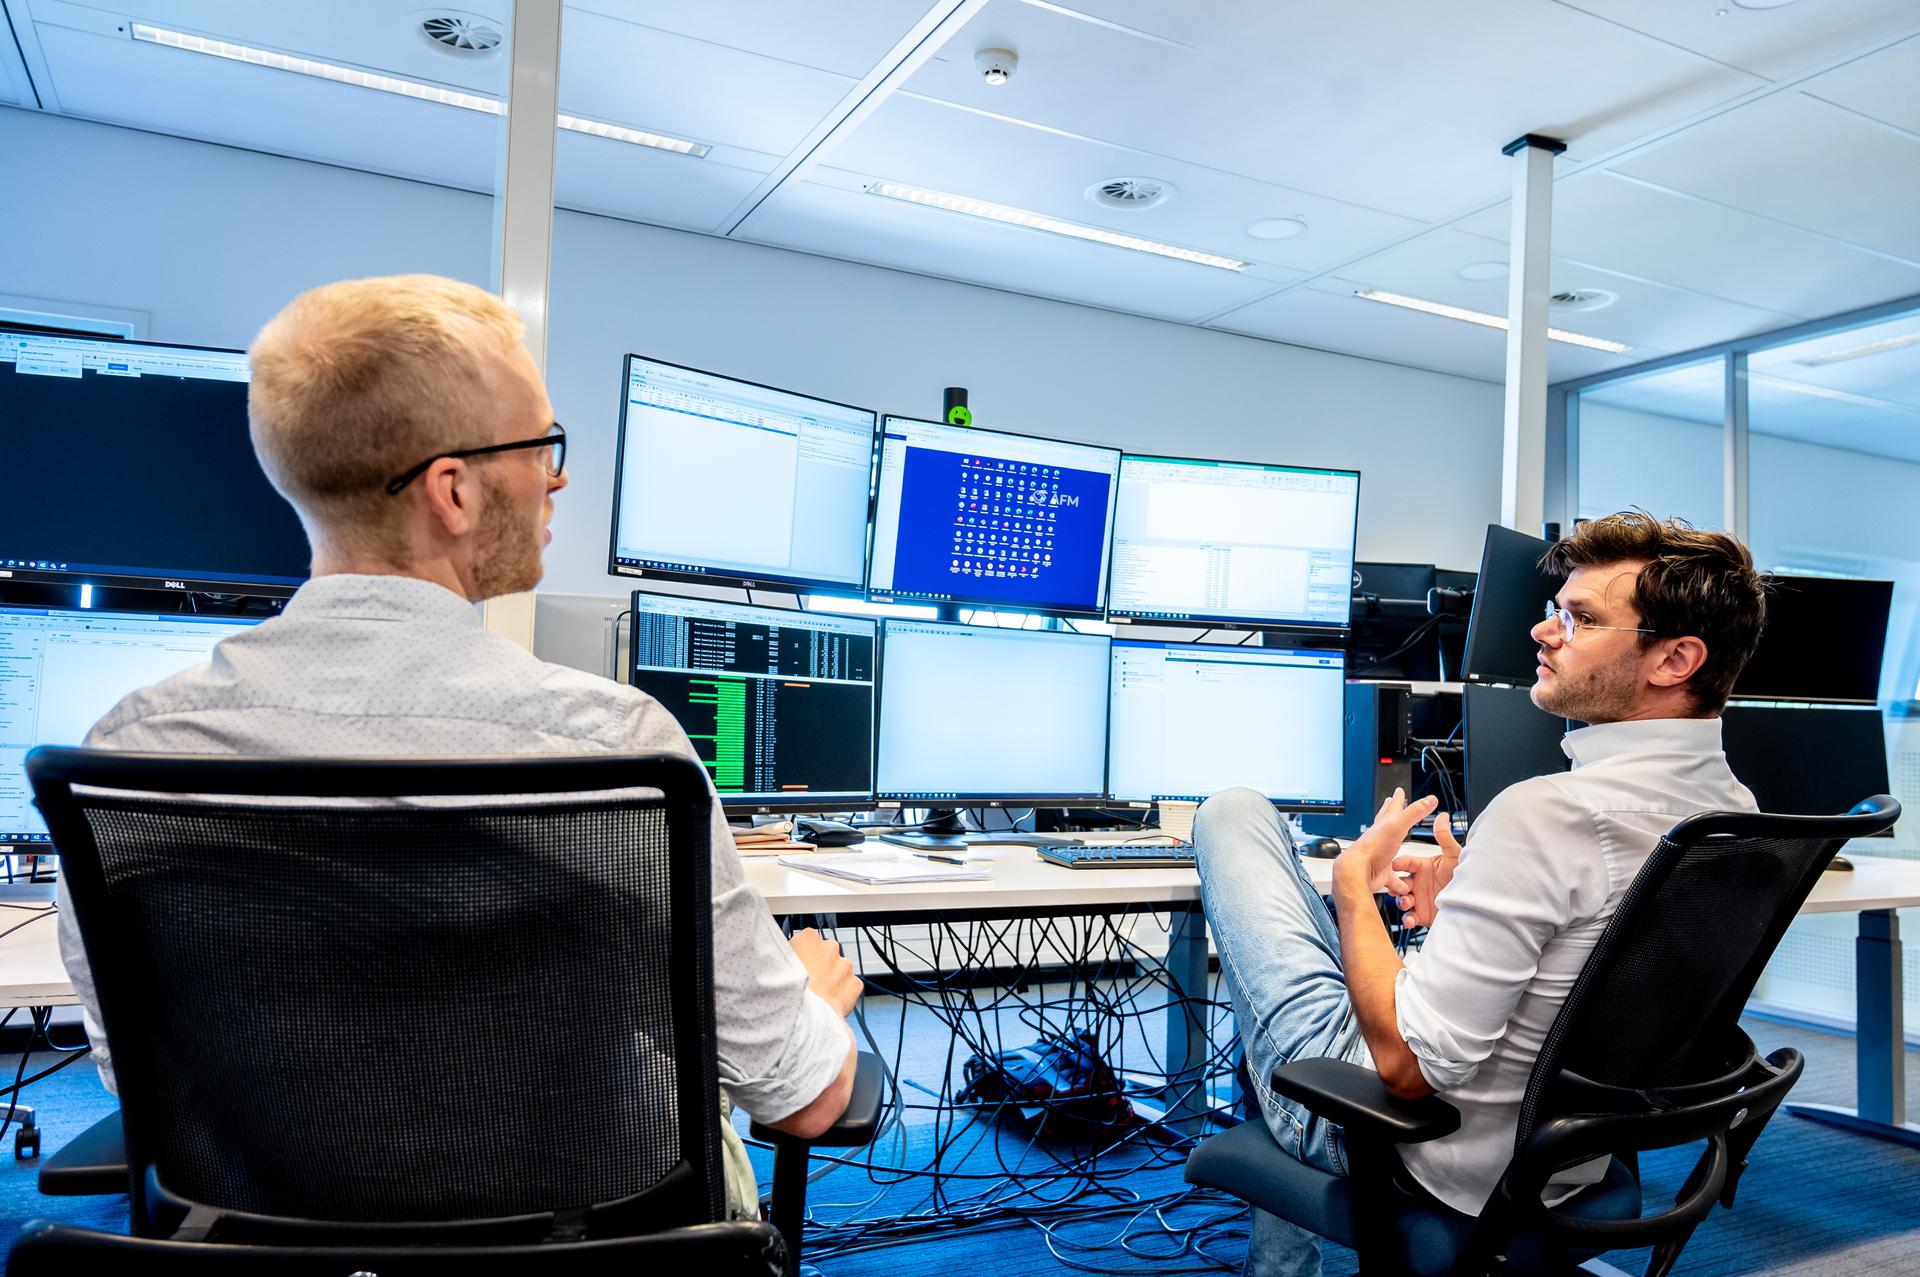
top-left (1328, 789), bottom-right (1463, 928)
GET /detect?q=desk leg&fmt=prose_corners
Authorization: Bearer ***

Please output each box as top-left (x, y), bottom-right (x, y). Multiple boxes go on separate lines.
top-left (1788, 908), bottom-right (1920, 1146)
top-left (1161, 903), bottom-right (1212, 1131)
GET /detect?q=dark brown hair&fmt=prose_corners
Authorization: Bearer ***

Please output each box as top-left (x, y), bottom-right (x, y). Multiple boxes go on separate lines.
top-left (1541, 511), bottom-right (1768, 713)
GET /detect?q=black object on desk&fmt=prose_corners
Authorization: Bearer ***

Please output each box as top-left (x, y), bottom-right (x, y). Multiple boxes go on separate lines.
top-left (879, 830), bottom-right (1082, 850)
top-left (794, 817), bottom-right (864, 847)
top-left (1298, 835), bottom-right (1343, 858)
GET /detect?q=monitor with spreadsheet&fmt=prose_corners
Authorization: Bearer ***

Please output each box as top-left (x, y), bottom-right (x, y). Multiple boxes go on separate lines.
top-left (867, 416), bottom-right (1121, 617)
top-left (1106, 453), bottom-right (1360, 631)
top-left (875, 620), bottom-right (1111, 806)
top-left (0, 606), bottom-right (266, 844)
top-left (627, 592), bottom-right (875, 812)
top-left (1106, 640), bottom-right (1345, 810)
top-left (608, 356), bottom-right (878, 591)
top-left (0, 327), bottom-right (309, 594)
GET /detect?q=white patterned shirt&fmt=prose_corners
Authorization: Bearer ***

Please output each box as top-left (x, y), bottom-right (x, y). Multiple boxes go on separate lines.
top-left (56, 573), bottom-right (850, 1128)
top-left (1394, 715), bottom-right (1757, 1216)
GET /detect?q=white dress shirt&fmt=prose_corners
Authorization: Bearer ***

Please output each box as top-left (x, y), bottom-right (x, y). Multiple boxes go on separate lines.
top-left (55, 574), bottom-right (850, 1130)
top-left (1393, 715), bottom-right (1757, 1217)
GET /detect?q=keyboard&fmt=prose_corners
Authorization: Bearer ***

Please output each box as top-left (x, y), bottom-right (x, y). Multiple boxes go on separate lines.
top-left (1038, 844), bottom-right (1197, 870)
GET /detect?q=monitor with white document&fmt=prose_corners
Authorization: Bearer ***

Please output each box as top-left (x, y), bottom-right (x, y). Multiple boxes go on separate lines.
top-left (1105, 453), bottom-right (1361, 631)
top-left (1106, 640), bottom-right (1345, 811)
top-left (608, 356), bottom-right (878, 591)
top-left (867, 416), bottom-right (1121, 617)
top-left (0, 605), bottom-right (266, 845)
top-left (873, 619), bottom-right (1111, 807)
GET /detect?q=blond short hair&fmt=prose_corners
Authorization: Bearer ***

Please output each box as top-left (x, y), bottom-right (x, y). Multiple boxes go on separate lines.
top-left (248, 275), bottom-right (525, 554)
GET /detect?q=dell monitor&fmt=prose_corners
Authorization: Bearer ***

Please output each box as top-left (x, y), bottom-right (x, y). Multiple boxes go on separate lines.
top-left (1106, 453), bottom-right (1360, 631)
top-left (626, 592), bottom-right (875, 812)
top-left (868, 417), bottom-right (1120, 617)
top-left (1731, 575), bottom-right (1893, 705)
top-left (1462, 683), bottom-right (1570, 821)
top-left (1721, 704), bottom-right (1891, 829)
top-left (874, 620), bottom-right (1111, 807)
top-left (609, 356), bottom-right (877, 591)
top-left (1462, 525), bottom-right (1560, 687)
top-left (1, 605), bottom-right (266, 846)
top-left (1107, 639), bottom-right (1344, 811)
top-left (0, 327), bottom-right (309, 595)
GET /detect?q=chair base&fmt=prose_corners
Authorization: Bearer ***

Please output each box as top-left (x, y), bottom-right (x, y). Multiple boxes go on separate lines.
top-left (37, 1112), bottom-right (126, 1196)
top-left (1786, 1102), bottom-right (1920, 1148)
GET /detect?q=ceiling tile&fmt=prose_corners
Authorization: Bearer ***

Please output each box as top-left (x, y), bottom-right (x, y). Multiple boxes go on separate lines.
top-left (553, 132), bottom-right (771, 232)
top-left (1459, 171), bottom-right (1920, 319)
top-left (1799, 32), bottom-right (1920, 136)
top-left (740, 177), bottom-right (1284, 323)
top-left (905, 0), bottom-right (1760, 220)
top-left (1552, 0), bottom-right (1920, 81)
top-left (565, 0), bottom-right (941, 79)
top-left (813, 92), bottom-right (1424, 273)
top-left (1612, 90), bottom-right (1920, 262)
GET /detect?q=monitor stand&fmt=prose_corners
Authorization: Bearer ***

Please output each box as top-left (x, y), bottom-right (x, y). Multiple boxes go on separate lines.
top-left (876, 809), bottom-right (1082, 850)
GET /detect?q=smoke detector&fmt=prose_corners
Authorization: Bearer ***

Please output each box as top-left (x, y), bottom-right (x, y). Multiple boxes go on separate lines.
top-left (416, 12), bottom-right (503, 57)
top-left (1087, 177), bottom-right (1175, 211)
top-left (975, 47), bottom-right (1018, 86)
top-left (1549, 288), bottom-right (1617, 313)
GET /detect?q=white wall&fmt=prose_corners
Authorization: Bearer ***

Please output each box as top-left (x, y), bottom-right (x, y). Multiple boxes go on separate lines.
top-left (0, 106), bottom-right (1505, 599)
top-left (1575, 401), bottom-right (1723, 531)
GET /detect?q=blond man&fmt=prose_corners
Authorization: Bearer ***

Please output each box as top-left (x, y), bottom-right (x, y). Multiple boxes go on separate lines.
top-left (58, 275), bottom-right (858, 1217)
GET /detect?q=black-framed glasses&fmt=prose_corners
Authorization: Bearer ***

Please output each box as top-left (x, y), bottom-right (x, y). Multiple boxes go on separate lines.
top-left (384, 423), bottom-right (566, 495)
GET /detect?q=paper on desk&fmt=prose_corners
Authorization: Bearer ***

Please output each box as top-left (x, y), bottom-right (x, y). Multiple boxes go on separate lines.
top-left (777, 854), bottom-right (990, 884)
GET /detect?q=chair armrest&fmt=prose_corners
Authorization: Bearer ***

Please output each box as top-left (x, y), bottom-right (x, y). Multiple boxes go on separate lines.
top-left (750, 1052), bottom-right (885, 1150)
top-left (1271, 1058), bottom-right (1460, 1144)
top-left (37, 1112), bottom-right (127, 1197)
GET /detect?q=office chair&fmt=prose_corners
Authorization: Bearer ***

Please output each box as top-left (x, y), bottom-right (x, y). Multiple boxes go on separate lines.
top-left (21, 748), bottom-right (878, 1273)
top-left (1185, 794), bottom-right (1901, 1276)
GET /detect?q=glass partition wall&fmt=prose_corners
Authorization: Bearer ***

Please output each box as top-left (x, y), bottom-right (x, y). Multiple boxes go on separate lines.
top-left (1555, 295), bottom-right (1920, 1033)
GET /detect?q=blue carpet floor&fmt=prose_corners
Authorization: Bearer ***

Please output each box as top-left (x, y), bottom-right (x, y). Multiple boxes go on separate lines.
top-left (1, 1011), bottom-right (1915, 1275)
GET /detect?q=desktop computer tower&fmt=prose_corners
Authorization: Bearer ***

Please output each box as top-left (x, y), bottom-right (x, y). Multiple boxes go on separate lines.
top-left (1300, 682), bottom-right (1412, 840)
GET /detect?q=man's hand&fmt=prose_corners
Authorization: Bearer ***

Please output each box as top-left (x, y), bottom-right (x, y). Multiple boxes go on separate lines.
top-left (1391, 813), bottom-right (1462, 928)
top-left (1331, 790), bottom-right (1438, 900)
top-left (790, 927), bottom-right (862, 1017)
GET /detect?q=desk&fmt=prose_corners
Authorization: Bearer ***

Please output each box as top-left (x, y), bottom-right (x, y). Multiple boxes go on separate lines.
top-left (0, 883), bottom-right (71, 1009)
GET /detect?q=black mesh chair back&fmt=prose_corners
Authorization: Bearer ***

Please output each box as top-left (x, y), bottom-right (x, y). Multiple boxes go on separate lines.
top-left (1518, 795), bottom-right (1899, 1140)
top-left (27, 748), bottom-right (723, 1240)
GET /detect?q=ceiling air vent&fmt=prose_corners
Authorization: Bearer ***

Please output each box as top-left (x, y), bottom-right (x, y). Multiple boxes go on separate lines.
top-left (418, 14), bottom-right (504, 56)
top-left (1549, 288), bottom-right (1616, 312)
top-left (1087, 177), bottom-right (1175, 211)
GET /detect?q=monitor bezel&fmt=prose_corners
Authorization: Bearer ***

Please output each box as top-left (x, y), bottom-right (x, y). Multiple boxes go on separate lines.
top-left (871, 617), bottom-right (1113, 808)
top-left (866, 415), bottom-right (1123, 621)
top-left (606, 354), bottom-right (881, 594)
top-left (1104, 636), bottom-right (1347, 813)
top-left (1461, 524), bottom-right (1558, 687)
top-left (1103, 450), bottom-right (1361, 633)
top-left (0, 325), bottom-right (304, 598)
top-left (625, 588), bottom-right (878, 813)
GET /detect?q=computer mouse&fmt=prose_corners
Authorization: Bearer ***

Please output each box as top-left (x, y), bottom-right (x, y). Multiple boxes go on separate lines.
top-left (794, 817), bottom-right (865, 848)
top-left (1825, 854), bottom-right (1854, 873)
top-left (1299, 835), bottom-right (1343, 859)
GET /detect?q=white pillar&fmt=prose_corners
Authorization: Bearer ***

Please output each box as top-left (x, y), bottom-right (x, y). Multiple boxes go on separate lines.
top-left (482, 0), bottom-right (563, 650)
top-left (1499, 134), bottom-right (1564, 536)
top-left (1724, 352), bottom-right (1750, 539)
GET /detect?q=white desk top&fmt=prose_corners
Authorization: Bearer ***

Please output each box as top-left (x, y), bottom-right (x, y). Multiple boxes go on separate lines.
top-left (0, 883), bottom-right (74, 1007)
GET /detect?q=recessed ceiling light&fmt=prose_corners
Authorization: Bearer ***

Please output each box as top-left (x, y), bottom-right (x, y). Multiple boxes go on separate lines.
top-left (1794, 330), bottom-right (1920, 366)
top-left (1457, 261), bottom-right (1509, 281)
top-left (1246, 217), bottom-right (1308, 241)
top-left (128, 23), bottom-right (710, 156)
top-left (1352, 289), bottom-right (1631, 353)
top-left (868, 181), bottom-right (1249, 272)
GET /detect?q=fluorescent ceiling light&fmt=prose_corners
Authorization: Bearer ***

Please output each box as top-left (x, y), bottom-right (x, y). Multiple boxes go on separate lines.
top-left (129, 23), bottom-right (709, 157)
top-left (1353, 289), bottom-right (1630, 353)
top-left (1794, 330), bottom-right (1920, 367)
top-left (868, 181), bottom-right (1249, 272)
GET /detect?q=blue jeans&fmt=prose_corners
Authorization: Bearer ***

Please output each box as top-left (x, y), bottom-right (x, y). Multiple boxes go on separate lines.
top-left (1194, 789), bottom-right (1372, 1277)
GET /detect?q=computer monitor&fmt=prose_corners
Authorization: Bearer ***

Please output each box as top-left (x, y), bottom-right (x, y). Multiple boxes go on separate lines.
top-left (868, 416), bottom-right (1120, 617)
top-left (874, 620), bottom-right (1110, 806)
top-left (1107, 640), bottom-right (1344, 810)
top-left (1347, 562), bottom-right (1441, 680)
top-left (1105, 454), bottom-right (1360, 631)
top-left (1462, 525), bottom-right (1560, 687)
top-left (0, 605), bottom-right (266, 845)
top-left (1731, 575), bottom-right (1893, 705)
top-left (1462, 683), bottom-right (1570, 821)
top-left (608, 356), bottom-right (877, 591)
top-left (626, 592), bottom-right (875, 812)
top-left (0, 327), bottom-right (309, 595)
top-left (1721, 704), bottom-right (1891, 830)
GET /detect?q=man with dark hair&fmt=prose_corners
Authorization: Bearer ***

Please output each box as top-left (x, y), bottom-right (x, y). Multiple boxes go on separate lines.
top-left (1195, 511), bottom-right (1766, 1277)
